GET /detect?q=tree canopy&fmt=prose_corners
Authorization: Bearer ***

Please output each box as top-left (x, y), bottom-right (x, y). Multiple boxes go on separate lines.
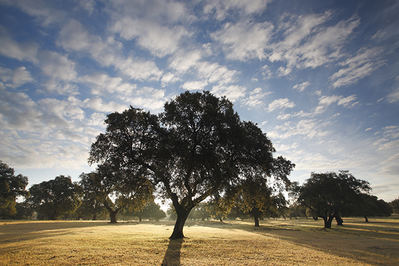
top-left (28, 175), bottom-right (81, 220)
top-left (89, 91), bottom-right (294, 238)
top-left (297, 171), bottom-right (370, 228)
top-left (79, 166), bottom-right (153, 223)
top-left (0, 161), bottom-right (28, 218)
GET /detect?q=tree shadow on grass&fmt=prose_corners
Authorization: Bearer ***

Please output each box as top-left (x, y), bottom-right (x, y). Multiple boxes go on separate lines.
top-left (161, 238), bottom-right (183, 266)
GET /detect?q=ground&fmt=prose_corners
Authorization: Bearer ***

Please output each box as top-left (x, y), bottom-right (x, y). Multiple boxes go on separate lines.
top-left (0, 217), bottom-right (398, 265)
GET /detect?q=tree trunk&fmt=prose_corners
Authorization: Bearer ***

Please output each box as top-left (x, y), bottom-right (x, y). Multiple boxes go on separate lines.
top-left (92, 213), bottom-right (97, 220)
top-left (139, 216), bottom-right (142, 222)
top-left (364, 216), bottom-right (369, 223)
top-left (335, 215), bottom-right (343, 226)
top-left (254, 215), bottom-right (260, 227)
top-left (109, 210), bottom-right (118, 223)
top-left (322, 215), bottom-right (334, 228)
top-left (170, 208), bottom-right (190, 239)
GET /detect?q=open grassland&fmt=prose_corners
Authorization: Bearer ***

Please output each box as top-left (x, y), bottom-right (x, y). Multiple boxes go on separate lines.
top-left (1, 217), bottom-right (398, 265)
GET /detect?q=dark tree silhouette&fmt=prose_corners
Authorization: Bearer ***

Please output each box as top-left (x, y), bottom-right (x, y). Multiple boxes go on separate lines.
top-left (350, 194), bottom-right (392, 222)
top-left (391, 198), bottom-right (399, 214)
top-left (0, 161), bottom-right (28, 218)
top-left (28, 176), bottom-right (81, 220)
top-left (297, 171), bottom-right (370, 228)
top-left (89, 91), bottom-right (293, 239)
top-left (79, 166), bottom-right (153, 223)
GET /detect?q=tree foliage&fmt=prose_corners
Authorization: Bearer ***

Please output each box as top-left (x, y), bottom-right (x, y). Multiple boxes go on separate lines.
top-left (79, 166), bottom-right (153, 223)
top-left (297, 171), bottom-right (370, 228)
top-left (89, 91), bottom-right (294, 238)
top-left (0, 161), bottom-right (28, 218)
top-left (391, 198), bottom-right (399, 214)
top-left (28, 176), bottom-right (81, 220)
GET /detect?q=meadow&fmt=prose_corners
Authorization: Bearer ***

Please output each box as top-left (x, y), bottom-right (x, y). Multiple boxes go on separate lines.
top-left (1, 217), bottom-right (398, 265)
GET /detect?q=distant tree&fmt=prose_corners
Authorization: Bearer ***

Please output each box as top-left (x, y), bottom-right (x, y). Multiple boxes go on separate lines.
top-left (79, 166), bottom-right (153, 223)
top-left (133, 200), bottom-right (166, 221)
top-left (350, 194), bottom-right (392, 222)
top-left (14, 201), bottom-right (34, 219)
top-left (391, 198), bottom-right (399, 214)
top-left (89, 91), bottom-right (294, 239)
top-left (297, 171), bottom-right (370, 228)
top-left (0, 161), bottom-right (28, 218)
top-left (28, 176), bottom-right (81, 220)
top-left (288, 203), bottom-right (308, 219)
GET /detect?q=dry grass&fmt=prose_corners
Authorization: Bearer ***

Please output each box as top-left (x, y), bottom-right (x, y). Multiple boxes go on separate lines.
top-left (0, 217), bottom-right (398, 265)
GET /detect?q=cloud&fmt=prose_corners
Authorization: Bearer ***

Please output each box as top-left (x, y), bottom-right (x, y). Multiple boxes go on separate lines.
top-left (268, 98), bottom-right (295, 112)
top-left (211, 84), bottom-right (246, 102)
top-left (267, 119), bottom-right (329, 140)
top-left (203, 0), bottom-right (270, 20)
top-left (39, 51), bottom-right (77, 81)
top-left (169, 49), bottom-right (203, 74)
top-left (111, 17), bottom-right (189, 57)
top-left (387, 88), bottom-right (399, 103)
top-left (315, 94), bottom-right (358, 114)
top-left (161, 72), bottom-right (180, 86)
top-left (211, 20), bottom-right (273, 60)
top-left (80, 73), bottom-right (136, 95)
top-left (83, 97), bottom-right (127, 113)
top-left (182, 80), bottom-right (208, 91)
top-left (330, 48), bottom-right (385, 88)
top-left (242, 88), bottom-right (271, 107)
top-left (1, 0), bottom-right (66, 26)
top-left (267, 13), bottom-right (360, 74)
top-left (292, 81), bottom-right (310, 92)
top-left (0, 66), bottom-right (33, 88)
top-left (0, 27), bottom-right (38, 63)
top-left (58, 19), bottom-right (163, 81)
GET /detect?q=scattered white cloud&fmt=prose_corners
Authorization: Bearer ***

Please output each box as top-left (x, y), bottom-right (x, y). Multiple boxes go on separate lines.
top-left (267, 13), bottom-right (360, 74)
top-left (330, 48), bottom-right (385, 88)
top-left (387, 88), bottom-right (399, 103)
top-left (111, 18), bottom-right (189, 57)
top-left (211, 20), bottom-right (273, 60)
top-left (182, 80), bottom-right (208, 91)
top-left (292, 81), bottom-right (310, 92)
top-left (83, 97), bottom-right (127, 113)
top-left (161, 72), bottom-right (180, 86)
top-left (0, 66), bottom-right (33, 88)
top-left (315, 94), bottom-right (358, 114)
top-left (0, 27), bottom-right (38, 63)
top-left (204, 0), bottom-right (270, 20)
top-left (268, 98), bottom-right (295, 112)
top-left (39, 51), bottom-right (77, 81)
top-left (80, 73), bottom-right (136, 96)
top-left (211, 84), bottom-right (246, 102)
top-left (242, 88), bottom-right (271, 107)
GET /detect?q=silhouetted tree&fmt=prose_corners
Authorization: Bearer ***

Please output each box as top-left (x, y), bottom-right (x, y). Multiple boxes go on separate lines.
top-left (0, 161), bottom-right (28, 218)
top-left (297, 171), bottom-right (370, 228)
top-left (133, 200), bottom-right (166, 221)
top-left (351, 194), bottom-right (392, 222)
top-left (79, 166), bottom-right (153, 223)
top-left (28, 176), bottom-right (81, 220)
top-left (391, 198), bottom-right (399, 214)
top-left (89, 91), bottom-right (294, 239)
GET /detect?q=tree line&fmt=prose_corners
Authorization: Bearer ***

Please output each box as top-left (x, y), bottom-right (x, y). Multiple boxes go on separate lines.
top-left (1, 91), bottom-right (397, 238)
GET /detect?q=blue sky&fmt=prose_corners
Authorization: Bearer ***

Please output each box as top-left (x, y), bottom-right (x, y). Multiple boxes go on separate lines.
top-left (0, 0), bottom-right (398, 201)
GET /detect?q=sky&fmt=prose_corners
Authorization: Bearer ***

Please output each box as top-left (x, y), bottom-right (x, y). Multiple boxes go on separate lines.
top-left (0, 0), bottom-right (398, 201)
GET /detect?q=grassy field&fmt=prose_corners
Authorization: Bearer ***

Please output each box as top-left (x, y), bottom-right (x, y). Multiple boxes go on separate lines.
top-left (1, 217), bottom-right (398, 265)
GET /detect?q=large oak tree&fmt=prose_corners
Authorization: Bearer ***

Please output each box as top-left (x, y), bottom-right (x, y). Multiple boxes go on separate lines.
top-left (89, 91), bottom-right (294, 239)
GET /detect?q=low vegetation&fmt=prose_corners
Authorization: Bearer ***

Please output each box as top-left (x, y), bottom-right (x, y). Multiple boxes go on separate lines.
top-left (1, 217), bottom-right (398, 265)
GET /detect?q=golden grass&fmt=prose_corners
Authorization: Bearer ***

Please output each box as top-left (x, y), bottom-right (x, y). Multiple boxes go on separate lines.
top-left (0, 217), bottom-right (398, 265)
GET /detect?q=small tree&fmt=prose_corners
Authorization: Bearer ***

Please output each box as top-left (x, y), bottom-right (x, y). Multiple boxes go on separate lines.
top-left (133, 200), bottom-right (166, 221)
top-left (79, 166), bottom-right (153, 223)
top-left (28, 176), bottom-right (81, 220)
top-left (297, 171), bottom-right (370, 228)
top-left (0, 161), bottom-right (28, 218)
